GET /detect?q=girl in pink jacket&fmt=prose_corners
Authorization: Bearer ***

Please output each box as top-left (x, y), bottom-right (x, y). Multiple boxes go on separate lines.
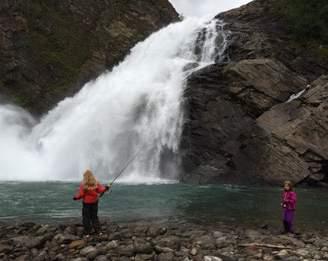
top-left (282, 181), bottom-right (297, 233)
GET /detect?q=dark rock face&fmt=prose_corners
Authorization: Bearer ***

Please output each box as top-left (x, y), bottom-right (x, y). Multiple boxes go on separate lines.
top-left (218, 0), bottom-right (328, 81)
top-left (256, 76), bottom-right (328, 185)
top-left (182, 0), bottom-right (328, 185)
top-left (0, 0), bottom-right (178, 114)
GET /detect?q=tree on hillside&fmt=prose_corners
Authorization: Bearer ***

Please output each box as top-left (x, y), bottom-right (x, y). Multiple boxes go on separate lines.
top-left (276, 0), bottom-right (328, 45)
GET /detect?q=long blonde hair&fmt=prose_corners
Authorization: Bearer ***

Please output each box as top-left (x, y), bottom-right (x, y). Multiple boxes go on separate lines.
top-left (83, 170), bottom-right (98, 191)
top-left (284, 180), bottom-right (293, 191)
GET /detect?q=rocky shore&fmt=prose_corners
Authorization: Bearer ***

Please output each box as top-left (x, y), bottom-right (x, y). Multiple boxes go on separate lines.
top-left (1, 219), bottom-right (328, 261)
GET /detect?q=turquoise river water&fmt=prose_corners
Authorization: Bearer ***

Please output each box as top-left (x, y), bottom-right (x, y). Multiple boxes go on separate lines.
top-left (0, 183), bottom-right (327, 230)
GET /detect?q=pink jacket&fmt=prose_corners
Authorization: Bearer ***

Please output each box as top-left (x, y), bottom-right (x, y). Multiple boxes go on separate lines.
top-left (282, 191), bottom-right (297, 210)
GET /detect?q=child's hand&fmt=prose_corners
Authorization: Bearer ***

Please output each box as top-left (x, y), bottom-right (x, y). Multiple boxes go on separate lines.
top-left (105, 185), bottom-right (110, 191)
top-left (73, 196), bottom-right (78, 201)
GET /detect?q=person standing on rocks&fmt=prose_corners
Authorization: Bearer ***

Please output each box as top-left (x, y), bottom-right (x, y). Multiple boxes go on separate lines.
top-left (281, 181), bottom-right (297, 234)
top-left (73, 170), bottom-right (110, 235)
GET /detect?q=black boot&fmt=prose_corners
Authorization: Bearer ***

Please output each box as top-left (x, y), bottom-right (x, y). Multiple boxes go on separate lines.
top-left (283, 221), bottom-right (289, 234)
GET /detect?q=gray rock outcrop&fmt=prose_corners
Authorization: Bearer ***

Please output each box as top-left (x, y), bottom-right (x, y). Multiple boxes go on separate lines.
top-left (181, 0), bottom-right (328, 185)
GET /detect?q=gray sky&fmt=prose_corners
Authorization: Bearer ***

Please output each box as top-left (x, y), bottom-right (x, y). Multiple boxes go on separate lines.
top-left (169, 0), bottom-right (253, 17)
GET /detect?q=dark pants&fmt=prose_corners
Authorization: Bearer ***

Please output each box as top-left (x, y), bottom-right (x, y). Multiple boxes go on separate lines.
top-left (283, 209), bottom-right (295, 233)
top-left (82, 202), bottom-right (100, 234)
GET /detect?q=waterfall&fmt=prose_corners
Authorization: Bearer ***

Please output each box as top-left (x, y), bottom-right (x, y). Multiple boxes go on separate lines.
top-left (0, 18), bottom-right (228, 183)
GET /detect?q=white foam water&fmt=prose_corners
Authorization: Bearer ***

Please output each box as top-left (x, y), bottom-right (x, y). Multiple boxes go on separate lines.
top-left (0, 18), bottom-right (228, 183)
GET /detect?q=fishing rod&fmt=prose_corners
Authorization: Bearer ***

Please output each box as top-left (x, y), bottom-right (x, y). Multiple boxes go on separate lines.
top-left (101, 149), bottom-right (141, 196)
top-left (109, 149), bottom-right (141, 186)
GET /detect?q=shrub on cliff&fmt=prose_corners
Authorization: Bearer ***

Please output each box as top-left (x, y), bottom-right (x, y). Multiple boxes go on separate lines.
top-left (275, 0), bottom-right (328, 45)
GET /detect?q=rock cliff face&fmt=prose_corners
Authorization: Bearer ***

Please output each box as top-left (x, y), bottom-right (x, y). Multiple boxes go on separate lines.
top-left (182, 0), bottom-right (328, 185)
top-left (0, 0), bottom-right (178, 114)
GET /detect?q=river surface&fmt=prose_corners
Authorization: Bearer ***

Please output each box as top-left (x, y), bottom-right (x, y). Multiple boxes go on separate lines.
top-left (0, 182), bottom-right (327, 230)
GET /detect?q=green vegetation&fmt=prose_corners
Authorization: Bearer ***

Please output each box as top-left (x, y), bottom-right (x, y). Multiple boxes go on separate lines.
top-left (26, 1), bottom-right (92, 95)
top-left (275, 0), bottom-right (328, 45)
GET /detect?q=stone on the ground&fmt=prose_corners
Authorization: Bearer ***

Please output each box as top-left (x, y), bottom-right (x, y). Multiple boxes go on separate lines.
top-left (204, 256), bottom-right (223, 261)
top-left (69, 239), bottom-right (86, 249)
top-left (0, 220), bottom-right (327, 261)
top-left (80, 246), bottom-right (97, 256)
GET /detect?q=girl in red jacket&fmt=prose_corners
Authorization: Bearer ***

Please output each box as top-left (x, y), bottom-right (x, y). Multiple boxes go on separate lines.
top-left (282, 180), bottom-right (297, 234)
top-left (74, 170), bottom-right (110, 235)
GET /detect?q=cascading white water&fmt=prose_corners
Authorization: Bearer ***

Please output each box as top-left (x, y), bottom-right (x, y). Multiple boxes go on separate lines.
top-left (0, 18), bottom-right (228, 183)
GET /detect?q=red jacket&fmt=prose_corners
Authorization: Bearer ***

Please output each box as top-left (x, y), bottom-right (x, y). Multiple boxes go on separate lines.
top-left (75, 183), bottom-right (107, 204)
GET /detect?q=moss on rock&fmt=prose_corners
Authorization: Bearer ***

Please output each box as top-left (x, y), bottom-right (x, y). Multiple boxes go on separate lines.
top-left (0, 0), bottom-right (178, 114)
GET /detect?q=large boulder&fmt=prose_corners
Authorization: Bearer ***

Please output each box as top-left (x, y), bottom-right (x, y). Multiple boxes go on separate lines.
top-left (0, 0), bottom-right (178, 114)
top-left (224, 59), bottom-right (306, 115)
top-left (180, 0), bottom-right (328, 185)
top-left (256, 76), bottom-right (328, 184)
top-left (181, 59), bottom-right (311, 185)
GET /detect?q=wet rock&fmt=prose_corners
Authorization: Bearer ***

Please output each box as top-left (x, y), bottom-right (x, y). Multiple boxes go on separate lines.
top-left (274, 235), bottom-right (305, 248)
top-left (54, 233), bottom-right (79, 244)
top-left (87, 249), bottom-right (100, 260)
top-left (117, 244), bottom-right (135, 257)
top-left (71, 258), bottom-right (88, 261)
top-left (12, 235), bottom-right (46, 249)
top-left (106, 240), bottom-right (119, 249)
top-left (263, 255), bottom-right (274, 261)
top-left (134, 239), bottom-right (153, 254)
top-left (157, 252), bottom-right (175, 261)
top-left (80, 246), bottom-right (97, 256)
top-left (154, 245), bottom-right (174, 253)
top-left (245, 229), bottom-right (263, 241)
top-left (69, 239), bottom-right (87, 249)
top-left (94, 256), bottom-right (108, 261)
top-left (54, 253), bottom-right (65, 261)
top-left (36, 225), bottom-right (50, 235)
top-left (295, 249), bottom-right (309, 257)
top-left (148, 225), bottom-right (167, 237)
top-left (213, 231), bottom-right (225, 238)
top-left (157, 236), bottom-right (181, 249)
top-left (16, 255), bottom-right (30, 261)
top-left (135, 254), bottom-right (154, 261)
top-left (190, 247), bottom-right (198, 256)
top-left (215, 237), bottom-right (229, 248)
top-left (314, 238), bottom-right (328, 248)
top-left (275, 249), bottom-right (289, 257)
top-left (64, 225), bottom-right (76, 235)
top-left (133, 224), bottom-right (149, 236)
top-left (108, 232), bottom-right (121, 241)
top-left (195, 235), bottom-right (216, 250)
top-left (204, 256), bottom-right (223, 261)
top-left (0, 243), bottom-right (12, 253)
top-left (11, 235), bottom-right (29, 246)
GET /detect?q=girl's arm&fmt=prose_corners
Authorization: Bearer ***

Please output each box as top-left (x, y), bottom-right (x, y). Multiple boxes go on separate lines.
top-left (74, 184), bottom-right (85, 200)
top-left (96, 183), bottom-right (108, 194)
top-left (290, 192), bottom-right (297, 204)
